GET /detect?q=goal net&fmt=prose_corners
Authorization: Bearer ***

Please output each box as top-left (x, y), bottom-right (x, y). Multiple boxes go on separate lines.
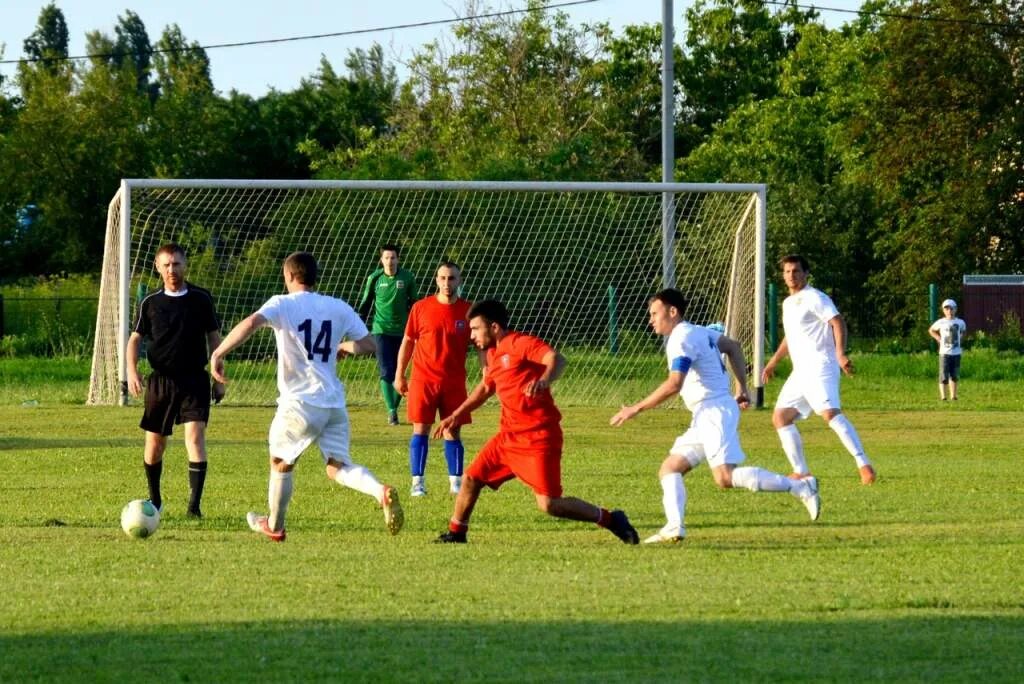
top-left (89, 180), bottom-right (766, 407)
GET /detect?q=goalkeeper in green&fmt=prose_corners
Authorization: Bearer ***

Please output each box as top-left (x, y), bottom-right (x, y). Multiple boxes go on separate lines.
top-left (359, 244), bottom-right (418, 425)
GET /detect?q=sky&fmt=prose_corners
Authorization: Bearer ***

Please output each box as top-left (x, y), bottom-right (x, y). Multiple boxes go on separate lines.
top-left (0, 0), bottom-right (866, 97)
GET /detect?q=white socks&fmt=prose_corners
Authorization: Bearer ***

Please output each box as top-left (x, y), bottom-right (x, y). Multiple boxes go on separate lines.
top-left (660, 473), bottom-right (686, 530)
top-left (268, 470), bottom-right (294, 532)
top-left (776, 425), bottom-right (809, 475)
top-left (829, 414), bottom-right (870, 467)
top-left (334, 463), bottom-right (385, 502)
top-left (731, 466), bottom-right (792, 492)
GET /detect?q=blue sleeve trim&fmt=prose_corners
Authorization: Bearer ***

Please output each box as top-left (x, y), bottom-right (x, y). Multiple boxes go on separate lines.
top-left (670, 356), bottom-right (692, 374)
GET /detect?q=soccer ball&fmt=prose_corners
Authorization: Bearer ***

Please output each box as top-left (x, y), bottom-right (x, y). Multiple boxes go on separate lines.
top-left (120, 499), bottom-right (160, 538)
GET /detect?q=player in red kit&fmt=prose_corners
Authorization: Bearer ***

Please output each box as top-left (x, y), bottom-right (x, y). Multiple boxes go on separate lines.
top-left (433, 299), bottom-right (639, 544)
top-left (394, 262), bottom-right (473, 496)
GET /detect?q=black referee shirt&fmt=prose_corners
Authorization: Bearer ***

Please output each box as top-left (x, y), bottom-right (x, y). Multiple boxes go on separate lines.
top-left (134, 284), bottom-right (220, 376)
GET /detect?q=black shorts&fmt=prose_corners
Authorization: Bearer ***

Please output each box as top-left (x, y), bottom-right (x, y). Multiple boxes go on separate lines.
top-left (939, 354), bottom-right (961, 383)
top-left (374, 333), bottom-right (403, 382)
top-left (140, 371), bottom-right (211, 436)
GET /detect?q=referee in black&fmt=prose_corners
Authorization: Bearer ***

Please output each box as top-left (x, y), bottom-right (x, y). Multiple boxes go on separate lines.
top-left (127, 243), bottom-right (224, 518)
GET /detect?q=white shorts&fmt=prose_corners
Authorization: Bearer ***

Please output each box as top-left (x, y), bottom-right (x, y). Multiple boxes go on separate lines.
top-left (669, 400), bottom-right (745, 469)
top-left (775, 369), bottom-right (841, 418)
top-left (268, 400), bottom-right (352, 465)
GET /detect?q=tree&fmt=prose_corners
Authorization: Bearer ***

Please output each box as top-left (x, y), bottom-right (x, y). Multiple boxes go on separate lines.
top-left (113, 10), bottom-right (157, 100)
top-left (22, 2), bottom-right (69, 74)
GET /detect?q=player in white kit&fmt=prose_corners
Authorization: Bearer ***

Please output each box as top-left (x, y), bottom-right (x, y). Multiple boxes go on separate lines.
top-left (611, 289), bottom-right (820, 544)
top-left (211, 252), bottom-right (404, 541)
top-left (761, 255), bottom-right (876, 485)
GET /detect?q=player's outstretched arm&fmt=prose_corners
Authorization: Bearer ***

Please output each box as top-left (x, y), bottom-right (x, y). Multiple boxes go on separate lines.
top-left (338, 334), bottom-right (376, 359)
top-left (434, 381), bottom-right (494, 438)
top-left (610, 371), bottom-right (684, 427)
top-left (761, 337), bottom-right (789, 384)
top-left (210, 312), bottom-right (268, 383)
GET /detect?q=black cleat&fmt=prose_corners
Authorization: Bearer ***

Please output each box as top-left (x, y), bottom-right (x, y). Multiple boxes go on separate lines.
top-left (434, 530), bottom-right (467, 544)
top-left (388, 411), bottom-right (399, 426)
top-left (608, 510), bottom-right (639, 545)
top-left (186, 508), bottom-right (203, 519)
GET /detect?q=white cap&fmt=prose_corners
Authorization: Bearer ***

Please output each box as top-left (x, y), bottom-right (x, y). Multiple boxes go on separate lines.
top-left (942, 299), bottom-right (957, 309)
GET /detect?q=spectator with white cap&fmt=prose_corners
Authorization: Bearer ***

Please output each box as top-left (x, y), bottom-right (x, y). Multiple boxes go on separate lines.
top-left (929, 299), bottom-right (967, 401)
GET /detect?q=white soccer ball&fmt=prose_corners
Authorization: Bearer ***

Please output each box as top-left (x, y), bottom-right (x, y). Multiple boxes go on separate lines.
top-left (120, 499), bottom-right (160, 538)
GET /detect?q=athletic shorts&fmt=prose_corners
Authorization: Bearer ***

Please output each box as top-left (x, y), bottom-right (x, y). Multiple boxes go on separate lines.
top-left (140, 371), bottom-right (211, 436)
top-left (939, 354), bottom-right (961, 382)
top-left (268, 400), bottom-right (353, 466)
top-left (374, 334), bottom-right (402, 382)
top-left (407, 377), bottom-right (471, 426)
top-left (774, 368), bottom-right (841, 418)
top-left (670, 400), bottom-right (745, 469)
top-left (466, 426), bottom-right (563, 498)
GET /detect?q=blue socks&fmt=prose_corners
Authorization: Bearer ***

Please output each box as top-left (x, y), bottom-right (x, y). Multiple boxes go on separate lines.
top-left (409, 434), bottom-right (428, 476)
top-left (444, 439), bottom-right (464, 477)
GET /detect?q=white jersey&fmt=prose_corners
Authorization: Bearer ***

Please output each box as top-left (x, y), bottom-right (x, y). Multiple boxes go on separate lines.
top-left (257, 291), bottom-right (369, 408)
top-left (930, 317), bottom-right (966, 355)
top-left (783, 286), bottom-right (841, 374)
top-left (666, 322), bottom-right (732, 411)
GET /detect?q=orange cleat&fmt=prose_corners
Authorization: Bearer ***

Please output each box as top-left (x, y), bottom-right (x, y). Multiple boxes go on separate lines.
top-left (859, 465), bottom-right (877, 485)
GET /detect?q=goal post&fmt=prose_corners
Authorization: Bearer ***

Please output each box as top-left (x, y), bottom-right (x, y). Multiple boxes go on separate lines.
top-left (89, 179), bottom-right (767, 408)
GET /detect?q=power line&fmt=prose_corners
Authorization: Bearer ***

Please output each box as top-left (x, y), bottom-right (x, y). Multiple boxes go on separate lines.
top-left (0, 0), bottom-right (601, 66)
top-left (764, 1), bottom-right (1023, 33)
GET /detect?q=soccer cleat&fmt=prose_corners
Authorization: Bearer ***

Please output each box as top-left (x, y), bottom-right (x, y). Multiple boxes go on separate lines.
top-left (186, 508), bottom-right (203, 519)
top-left (246, 511), bottom-right (286, 542)
top-left (410, 480), bottom-right (427, 497)
top-left (607, 509), bottom-right (640, 544)
top-left (434, 530), bottom-right (467, 543)
top-left (642, 526), bottom-right (685, 544)
top-left (793, 476), bottom-right (821, 521)
top-left (388, 411), bottom-right (399, 426)
top-left (449, 475), bottom-right (462, 495)
top-left (859, 464), bottom-right (877, 485)
top-left (381, 486), bottom-right (404, 535)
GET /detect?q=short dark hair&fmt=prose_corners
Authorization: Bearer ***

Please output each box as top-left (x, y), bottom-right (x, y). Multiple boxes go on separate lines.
top-left (468, 299), bottom-right (509, 329)
top-left (155, 243), bottom-right (185, 260)
top-left (650, 289), bottom-right (688, 318)
top-left (780, 254), bottom-right (809, 272)
top-left (437, 260), bottom-right (460, 273)
top-left (284, 251), bottom-right (318, 286)
top-left (381, 243), bottom-right (401, 257)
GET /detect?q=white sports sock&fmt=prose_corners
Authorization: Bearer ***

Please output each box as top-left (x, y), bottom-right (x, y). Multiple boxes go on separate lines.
top-left (268, 470), bottom-right (293, 532)
top-left (829, 414), bottom-right (870, 467)
top-left (731, 466), bottom-right (792, 492)
top-left (334, 463), bottom-right (385, 501)
top-left (660, 473), bottom-right (686, 530)
top-left (777, 425), bottom-right (809, 475)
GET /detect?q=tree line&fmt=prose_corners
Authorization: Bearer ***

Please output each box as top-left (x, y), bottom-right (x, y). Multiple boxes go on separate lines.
top-left (0, 0), bottom-right (1020, 336)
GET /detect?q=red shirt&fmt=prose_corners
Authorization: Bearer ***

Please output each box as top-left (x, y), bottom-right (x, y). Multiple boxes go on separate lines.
top-left (405, 296), bottom-right (472, 384)
top-left (483, 331), bottom-right (562, 433)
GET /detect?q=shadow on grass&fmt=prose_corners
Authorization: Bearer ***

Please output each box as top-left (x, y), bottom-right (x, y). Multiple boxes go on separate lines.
top-left (2, 615), bottom-right (1021, 681)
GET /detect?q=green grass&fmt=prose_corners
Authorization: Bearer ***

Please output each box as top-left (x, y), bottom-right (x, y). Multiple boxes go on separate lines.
top-left (1, 358), bottom-right (1023, 681)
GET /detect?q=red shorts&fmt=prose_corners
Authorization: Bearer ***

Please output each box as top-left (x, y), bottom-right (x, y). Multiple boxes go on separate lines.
top-left (407, 377), bottom-right (471, 426)
top-left (465, 426), bottom-right (563, 497)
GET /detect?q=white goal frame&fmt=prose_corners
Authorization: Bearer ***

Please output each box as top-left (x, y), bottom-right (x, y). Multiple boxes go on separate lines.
top-left (89, 179), bottom-right (767, 407)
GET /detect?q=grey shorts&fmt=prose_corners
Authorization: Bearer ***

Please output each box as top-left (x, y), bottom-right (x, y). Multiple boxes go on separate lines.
top-left (939, 354), bottom-right (961, 383)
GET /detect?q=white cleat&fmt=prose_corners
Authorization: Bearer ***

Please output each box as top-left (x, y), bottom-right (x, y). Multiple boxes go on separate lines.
top-left (410, 480), bottom-right (427, 497)
top-left (642, 526), bottom-right (685, 544)
top-left (794, 476), bottom-right (821, 521)
top-left (449, 475), bottom-right (462, 495)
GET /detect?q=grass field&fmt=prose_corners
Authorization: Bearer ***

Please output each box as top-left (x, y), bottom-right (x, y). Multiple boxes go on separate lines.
top-left (1, 356), bottom-right (1023, 681)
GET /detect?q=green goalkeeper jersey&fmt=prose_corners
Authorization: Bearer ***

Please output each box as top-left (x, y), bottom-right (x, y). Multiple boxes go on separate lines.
top-left (358, 267), bottom-right (418, 335)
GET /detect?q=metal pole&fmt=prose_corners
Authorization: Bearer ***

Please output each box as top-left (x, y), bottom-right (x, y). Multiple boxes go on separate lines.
top-left (118, 180), bottom-right (131, 406)
top-left (753, 188), bottom-right (767, 408)
top-left (661, 0), bottom-right (676, 289)
top-left (929, 283), bottom-right (939, 352)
